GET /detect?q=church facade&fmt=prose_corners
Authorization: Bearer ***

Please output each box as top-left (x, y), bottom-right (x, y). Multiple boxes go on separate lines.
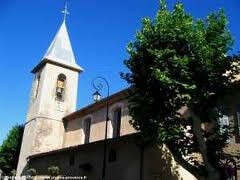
top-left (16, 14), bottom-right (240, 179)
top-left (16, 17), bottom-right (196, 179)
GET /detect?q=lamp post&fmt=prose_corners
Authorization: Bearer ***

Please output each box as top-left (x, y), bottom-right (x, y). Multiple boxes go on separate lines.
top-left (92, 76), bottom-right (109, 180)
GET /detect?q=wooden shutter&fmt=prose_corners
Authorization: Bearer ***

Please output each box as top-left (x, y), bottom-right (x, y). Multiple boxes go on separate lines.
top-left (84, 118), bottom-right (91, 143)
top-left (113, 108), bottom-right (121, 138)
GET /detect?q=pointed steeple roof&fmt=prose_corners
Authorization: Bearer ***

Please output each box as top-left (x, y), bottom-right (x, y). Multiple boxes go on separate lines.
top-left (44, 20), bottom-right (77, 65)
top-left (32, 20), bottom-right (83, 73)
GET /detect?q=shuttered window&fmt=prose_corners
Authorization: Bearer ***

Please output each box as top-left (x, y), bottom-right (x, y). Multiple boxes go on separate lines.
top-left (84, 118), bottom-right (91, 144)
top-left (113, 108), bottom-right (121, 138)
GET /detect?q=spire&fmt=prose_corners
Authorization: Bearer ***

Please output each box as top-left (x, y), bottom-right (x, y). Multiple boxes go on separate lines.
top-left (44, 20), bottom-right (77, 65)
top-left (32, 3), bottom-right (83, 73)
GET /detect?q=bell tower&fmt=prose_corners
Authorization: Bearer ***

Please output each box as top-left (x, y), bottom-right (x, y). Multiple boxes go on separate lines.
top-left (17, 6), bottom-right (83, 175)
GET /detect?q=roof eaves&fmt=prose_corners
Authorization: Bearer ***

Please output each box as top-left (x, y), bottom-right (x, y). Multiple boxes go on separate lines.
top-left (28, 133), bottom-right (139, 160)
top-left (31, 58), bottom-right (84, 73)
top-left (63, 88), bottom-right (130, 122)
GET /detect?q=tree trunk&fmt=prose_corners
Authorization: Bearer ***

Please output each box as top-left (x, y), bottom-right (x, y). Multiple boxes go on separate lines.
top-left (166, 143), bottom-right (202, 179)
top-left (190, 111), bottom-right (220, 180)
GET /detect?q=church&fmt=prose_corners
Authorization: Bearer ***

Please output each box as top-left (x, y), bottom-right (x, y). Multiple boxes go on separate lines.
top-left (16, 6), bottom-right (240, 180)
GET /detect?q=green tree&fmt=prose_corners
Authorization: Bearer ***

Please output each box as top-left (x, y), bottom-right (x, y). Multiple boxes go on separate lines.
top-left (121, 1), bottom-right (240, 179)
top-left (0, 124), bottom-right (24, 175)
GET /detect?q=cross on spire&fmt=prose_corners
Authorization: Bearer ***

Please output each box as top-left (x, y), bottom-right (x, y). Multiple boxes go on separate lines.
top-left (62, 1), bottom-right (69, 22)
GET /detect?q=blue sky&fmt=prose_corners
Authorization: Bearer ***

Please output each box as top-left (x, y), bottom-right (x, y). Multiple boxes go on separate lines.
top-left (0, 0), bottom-right (239, 144)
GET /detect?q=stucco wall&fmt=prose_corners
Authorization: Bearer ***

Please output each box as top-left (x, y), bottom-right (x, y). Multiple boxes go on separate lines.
top-left (29, 139), bottom-right (196, 180)
top-left (63, 99), bottom-right (136, 147)
top-left (16, 119), bottom-right (38, 176)
top-left (17, 63), bottom-right (80, 176)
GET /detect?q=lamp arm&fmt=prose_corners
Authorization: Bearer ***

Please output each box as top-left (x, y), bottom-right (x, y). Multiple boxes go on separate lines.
top-left (92, 76), bottom-right (109, 98)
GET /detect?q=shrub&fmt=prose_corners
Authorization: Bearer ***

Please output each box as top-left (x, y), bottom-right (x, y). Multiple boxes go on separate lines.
top-left (10, 169), bottom-right (16, 176)
top-left (48, 166), bottom-right (60, 178)
top-left (26, 168), bottom-right (37, 176)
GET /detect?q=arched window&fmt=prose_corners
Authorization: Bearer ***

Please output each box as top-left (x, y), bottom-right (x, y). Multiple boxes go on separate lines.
top-left (34, 74), bottom-right (41, 98)
top-left (56, 74), bottom-right (66, 101)
top-left (83, 118), bottom-right (91, 143)
top-left (113, 108), bottom-right (122, 138)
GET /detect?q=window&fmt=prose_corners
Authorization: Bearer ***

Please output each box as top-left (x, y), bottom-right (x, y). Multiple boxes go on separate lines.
top-left (108, 149), bottom-right (117, 163)
top-left (56, 74), bottom-right (66, 101)
top-left (113, 108), bottom-right (122, 138)
top-left (219, 115), bottom-right (229, 134)
top-left (84, 118), bottom-right (91, 144)
top-left (236, 105), bottom-right (240, 136)
top-left (69, 154), bottom-right (75, 166)
top-left (217, 105), bottom-right (229, 135)
top-left (34, 74), bottom-right (41, 98)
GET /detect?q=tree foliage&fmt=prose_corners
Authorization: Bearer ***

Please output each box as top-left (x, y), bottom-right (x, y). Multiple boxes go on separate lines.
top-left (0, 124), bottom-right (24, 175)
top-left (122, 1), bottom-right (240, 179)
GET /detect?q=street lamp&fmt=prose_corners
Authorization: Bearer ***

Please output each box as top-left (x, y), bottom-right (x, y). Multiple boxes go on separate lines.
top-left (92, 91), bottom-right (102, 102)
top-left (92, 76), bottom-right (109, 180)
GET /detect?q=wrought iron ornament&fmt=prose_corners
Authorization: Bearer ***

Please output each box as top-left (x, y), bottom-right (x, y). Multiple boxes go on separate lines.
top-left (92, 76), bottom-right (110, 96)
